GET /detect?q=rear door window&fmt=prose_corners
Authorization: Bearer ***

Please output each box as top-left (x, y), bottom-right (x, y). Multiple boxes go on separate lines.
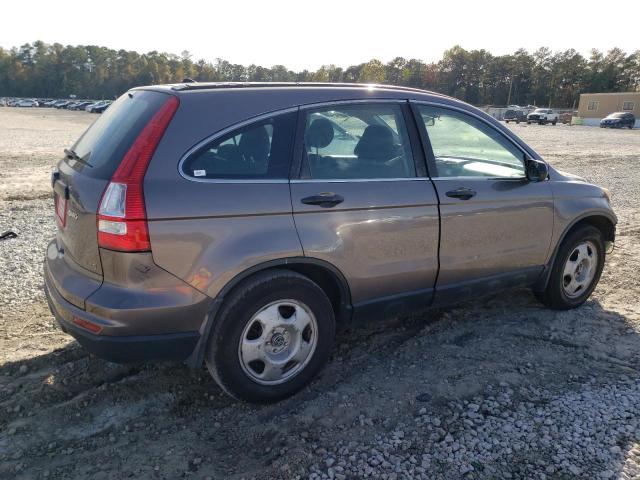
top-left (181, 111), bottom-right (296, 180)
top-left (303, 104), bottom-right (415, 179)
top-left (70, 90), bottom-right (170, 179)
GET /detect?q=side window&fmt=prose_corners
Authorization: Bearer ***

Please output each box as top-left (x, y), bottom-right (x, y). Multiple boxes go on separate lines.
top-left (304, 104), bottom-right (415, 179)
top-left (417, 106), bottom-right (525, 178)
top-left (182, 111), bottom-right (296, 180)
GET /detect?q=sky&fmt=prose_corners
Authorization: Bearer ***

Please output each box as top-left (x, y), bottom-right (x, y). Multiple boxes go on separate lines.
top-left (1, 0), bottom-right (637, 71)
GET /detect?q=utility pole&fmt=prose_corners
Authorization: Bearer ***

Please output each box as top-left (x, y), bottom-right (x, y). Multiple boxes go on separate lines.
top-left (548, 75), bottom-right (554, 108)
top-left (506, 76), bottom-right (514, 106)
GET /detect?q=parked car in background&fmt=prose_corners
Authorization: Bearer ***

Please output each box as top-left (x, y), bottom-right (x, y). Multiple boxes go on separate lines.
top-left (600, 112), bottom-right (635, 129)
top-left (69, 101), bottom-right (93, 111)
top-left (16, 99), bottom-right (39, 107)
top-left (44, 83), bottom-right (616, 403)
top-left (54, 101), bottom-right (72, 109)
top-left (86, 100), bottom-right (109, 112)
top-left (504, 109), bottom-right (527, 124)
top-left (527, 108), bottom-right (558, 125)
top-left (91, 101), bottom-right (112, 113)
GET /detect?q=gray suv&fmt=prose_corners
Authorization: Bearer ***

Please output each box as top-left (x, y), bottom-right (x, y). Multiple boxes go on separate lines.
top-left (44, 83), bottom-right (616, 403)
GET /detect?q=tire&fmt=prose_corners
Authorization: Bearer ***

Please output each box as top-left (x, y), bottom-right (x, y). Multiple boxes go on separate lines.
top-left (527, 121), bottom-right (531, 124)
top-left (205, 269), bottom-right (335, 403)
top-left (505, 120), bottom-right (510, 124)
top-left (552, 120), bottom-right (557, 126)
top-left (534, 225), bottom-right (605, 310)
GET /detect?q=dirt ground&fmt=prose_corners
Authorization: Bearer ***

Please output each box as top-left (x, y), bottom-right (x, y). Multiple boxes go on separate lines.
top-left (0, 108), bottom-right (639, 480)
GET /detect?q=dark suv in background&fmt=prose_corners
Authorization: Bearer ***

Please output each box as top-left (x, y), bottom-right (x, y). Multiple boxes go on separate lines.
top-left (44, 83), bottom-right (616, 403)
top-left (600, 112), bottom-right (635, 129)
top-left (503, 109), bottom-right (527, 124)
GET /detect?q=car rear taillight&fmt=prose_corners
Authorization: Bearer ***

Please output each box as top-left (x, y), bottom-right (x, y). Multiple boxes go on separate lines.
top-left (97, 95), bottom-right (179, 252)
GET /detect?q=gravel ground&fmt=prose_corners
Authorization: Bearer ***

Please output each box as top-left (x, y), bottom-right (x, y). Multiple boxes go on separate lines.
top-left (0, 108), bottom-right (639, 480)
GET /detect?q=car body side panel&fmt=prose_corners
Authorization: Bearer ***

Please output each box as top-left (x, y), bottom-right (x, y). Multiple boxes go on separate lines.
top-left (547, 171), bottom-right (617, 262)
top-left (435, 178), bottom-right (555, 286)
top-left (147, 184), bottom-right (303, 300)
top-left (291, 179), bottom-right (440, 304)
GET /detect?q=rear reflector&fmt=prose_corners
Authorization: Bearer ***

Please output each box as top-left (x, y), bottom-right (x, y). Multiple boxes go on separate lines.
top-left (72, 316), bottom-right (103, 334)
top-left (97, 95), bottom-right (179, 252)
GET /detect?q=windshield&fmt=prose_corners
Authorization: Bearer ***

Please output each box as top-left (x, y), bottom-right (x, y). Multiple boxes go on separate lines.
top-left (608, 113), bottom-right (626, 118)
top-left (533, 109), bottom-right (548, 114)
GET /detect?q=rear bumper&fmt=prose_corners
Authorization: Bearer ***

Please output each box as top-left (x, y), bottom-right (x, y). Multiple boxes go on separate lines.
top-left (44, 269), bottom-right (200, 363)
top-left (43, 239), bottom-right (208, 363)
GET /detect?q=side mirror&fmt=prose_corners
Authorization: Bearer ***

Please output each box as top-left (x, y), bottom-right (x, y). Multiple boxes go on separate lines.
top-left (525, 157), bottom-right (549, 182)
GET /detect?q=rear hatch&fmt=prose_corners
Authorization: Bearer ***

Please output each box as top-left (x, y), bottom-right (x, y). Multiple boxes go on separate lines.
top-left (52, 90), bottom-right (173, 304)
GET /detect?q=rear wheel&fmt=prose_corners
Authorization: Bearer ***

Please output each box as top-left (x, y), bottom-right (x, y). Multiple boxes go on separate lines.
top-left (534, 225), bottom-right (605, 310)
top-left (205, 270), bottom-right (335, 403)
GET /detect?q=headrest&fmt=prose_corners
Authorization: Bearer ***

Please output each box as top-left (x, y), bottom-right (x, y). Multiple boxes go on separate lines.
top-left (239, 126), bottom-right (270, 162)
top-left (306, 118), bottom-right (334, 149)
top-left (354, 125), bottom-right (395, 160)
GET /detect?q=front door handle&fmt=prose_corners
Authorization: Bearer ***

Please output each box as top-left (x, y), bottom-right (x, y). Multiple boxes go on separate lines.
top-left (301, 192), bottom-right (344, 208)
top-left (446, 187), bottom-right (476, 200)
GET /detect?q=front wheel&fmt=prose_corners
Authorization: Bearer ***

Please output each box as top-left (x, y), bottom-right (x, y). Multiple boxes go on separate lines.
top-left (552, 120), bottom-right (557, 125)
top-left (205, 270), bottom-right (335, 403)
top-left (534, 225), bottom-right (605, 310)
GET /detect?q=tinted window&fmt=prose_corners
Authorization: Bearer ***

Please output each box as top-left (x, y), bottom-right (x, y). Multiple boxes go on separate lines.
top-left (71, 90), bottom-right (169, 179)
top-left (182, 111), bottom-right (296, 180)
top-left (303, 104), bottom-right (415, 179)
top-left (418, 105), bottom-right (525, 178)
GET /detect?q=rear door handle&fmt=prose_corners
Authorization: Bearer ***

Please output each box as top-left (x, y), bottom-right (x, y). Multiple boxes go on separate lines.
top-left (301, 192), bottom-right (344, 208)
top-left (445, 187), bottom-right (476, 200)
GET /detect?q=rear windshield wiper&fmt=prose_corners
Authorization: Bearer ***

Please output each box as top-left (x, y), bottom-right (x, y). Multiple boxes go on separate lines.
top-left (64, 148), bottom-right (93, 167)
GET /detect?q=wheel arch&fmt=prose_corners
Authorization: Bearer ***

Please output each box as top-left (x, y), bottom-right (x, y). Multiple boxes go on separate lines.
top-left (534, 212), bottom-right (616, 292)
top-left (185, 257), bottom-right (352, 368)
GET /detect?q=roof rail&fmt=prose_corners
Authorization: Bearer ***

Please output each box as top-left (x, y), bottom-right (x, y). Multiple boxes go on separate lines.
top-left (169, 81), bottom-right (448, 98)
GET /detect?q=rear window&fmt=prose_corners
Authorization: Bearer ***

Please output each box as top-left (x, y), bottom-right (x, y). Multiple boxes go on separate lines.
top-left (69, 90), bottom-right (170, 179)
top-left (181, 111), bottom-right (297, 180)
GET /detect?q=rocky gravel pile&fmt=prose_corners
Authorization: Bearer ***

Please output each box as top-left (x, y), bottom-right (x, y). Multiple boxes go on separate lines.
top-left (0, 201), bottom-right (55, 309)
top-left (307, 379), bottom-right (640, 479)
top-left (0, 110), bottom-right (639, 479)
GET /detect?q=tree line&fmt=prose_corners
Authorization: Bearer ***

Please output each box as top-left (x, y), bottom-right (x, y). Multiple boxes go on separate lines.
top-left (1, 41), bottom-right (638, 108)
